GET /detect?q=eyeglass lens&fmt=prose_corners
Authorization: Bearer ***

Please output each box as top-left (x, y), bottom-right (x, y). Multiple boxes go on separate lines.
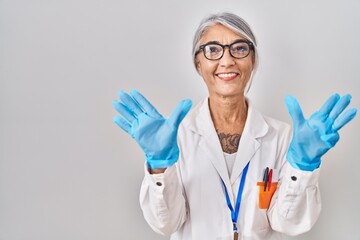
top-left (203, 42), bottom-right (250, 60)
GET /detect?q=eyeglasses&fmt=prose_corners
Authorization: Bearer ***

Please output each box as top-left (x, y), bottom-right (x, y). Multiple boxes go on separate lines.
top-left (196, 40), bottom-right (254, 60)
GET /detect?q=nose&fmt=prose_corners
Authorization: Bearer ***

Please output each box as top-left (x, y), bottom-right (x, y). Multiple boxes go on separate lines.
top-left (219, 47), bottom-right (235, 67)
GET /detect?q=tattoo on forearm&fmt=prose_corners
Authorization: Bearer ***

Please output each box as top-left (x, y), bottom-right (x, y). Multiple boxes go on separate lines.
top-left (216, 130), bottom-right (241, 154)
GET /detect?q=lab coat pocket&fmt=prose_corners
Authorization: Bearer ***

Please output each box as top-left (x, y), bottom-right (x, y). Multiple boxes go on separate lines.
top-left (257, 182), bottom-right (278, 209)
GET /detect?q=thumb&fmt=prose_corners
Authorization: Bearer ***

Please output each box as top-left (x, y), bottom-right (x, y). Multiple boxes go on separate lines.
top-left (168, 99), bottom-right (193, 127)
top-left (285, 95), bottom-right (306, 129)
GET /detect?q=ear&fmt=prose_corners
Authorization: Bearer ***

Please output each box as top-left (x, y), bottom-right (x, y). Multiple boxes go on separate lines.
top-left (251, 52), bottom-right (256, 66)
top-left (196, 59), bottom-right (203, 76)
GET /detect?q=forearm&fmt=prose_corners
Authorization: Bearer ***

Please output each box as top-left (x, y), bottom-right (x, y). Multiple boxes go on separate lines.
top-left (139, 164), bottom-right (187, 236)
top-left (149, 167), bottom-right (167, 174)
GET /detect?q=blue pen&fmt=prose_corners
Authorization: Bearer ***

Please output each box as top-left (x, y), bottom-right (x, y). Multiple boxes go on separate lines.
top-left (263, 167), bottom-right (269, 192)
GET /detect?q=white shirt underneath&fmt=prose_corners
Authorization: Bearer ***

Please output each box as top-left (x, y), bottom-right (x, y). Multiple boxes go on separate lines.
top-left (223, 152), bottom-right (237, 177)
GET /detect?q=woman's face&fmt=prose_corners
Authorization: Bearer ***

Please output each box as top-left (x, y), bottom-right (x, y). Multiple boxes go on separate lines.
top-left (196, 24), bottom-right (255, 98)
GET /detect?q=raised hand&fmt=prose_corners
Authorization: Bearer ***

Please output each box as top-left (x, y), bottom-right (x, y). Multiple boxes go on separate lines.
top-left (285, 94), bottom-right (357, 171)
top-left (113, 90), bottom-right (192, 169)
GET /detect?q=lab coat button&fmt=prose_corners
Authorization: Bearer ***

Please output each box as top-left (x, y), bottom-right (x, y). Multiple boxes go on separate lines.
top-left (291, 176), bottom-right (297, 181)
top-left (156, 182), bottom-right (162, 186)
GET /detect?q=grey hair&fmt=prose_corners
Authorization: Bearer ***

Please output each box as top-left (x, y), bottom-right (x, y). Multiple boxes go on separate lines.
top-left (192, 12), bottom-right (259, 91)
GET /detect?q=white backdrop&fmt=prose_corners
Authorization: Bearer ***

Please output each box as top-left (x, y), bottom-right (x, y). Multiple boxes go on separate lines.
top-left (1, 0), bottom-right (359, 239)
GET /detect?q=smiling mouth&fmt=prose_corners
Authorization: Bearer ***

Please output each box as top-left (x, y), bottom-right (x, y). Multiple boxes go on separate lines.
top-left (215, 72), bottom-right (239, 81)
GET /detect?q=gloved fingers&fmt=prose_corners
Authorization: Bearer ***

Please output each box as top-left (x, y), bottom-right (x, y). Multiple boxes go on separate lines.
top-left (320, 132), bottom-right (340, 147)
top-left (130, 89), bottom-right (163, 118)
top-left (332, 107), bottom-right (357, 131)
top-left (285, 95), bottom-right (305, 129)
top-left (168, 99), bottom-right (192, 127)
top-left (113, 100), bottom-right (136, 123)
top-left (318, 93), bottom-right (340, 115)
top-left (329, 94), bottom-right (352, 120)
top-left (118, 90), bottom-right (144, 115)
top-left (113, 115), bottom-right (132, 135)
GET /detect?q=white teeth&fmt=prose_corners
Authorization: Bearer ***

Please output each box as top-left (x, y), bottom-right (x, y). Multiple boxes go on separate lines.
top-left (217, 73), bottom-right (237, 78)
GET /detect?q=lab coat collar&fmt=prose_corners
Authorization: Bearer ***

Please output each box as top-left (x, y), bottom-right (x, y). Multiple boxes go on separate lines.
top-left (184, 97), bottom-right (269, 199)
top-left (185, 97), bottom-right (268, 139)
top-left (230, 99), bottom-right (269, 184)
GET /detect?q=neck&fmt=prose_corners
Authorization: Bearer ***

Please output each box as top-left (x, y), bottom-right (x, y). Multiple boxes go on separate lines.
top-left (208, 93), bottom-right (248, 134)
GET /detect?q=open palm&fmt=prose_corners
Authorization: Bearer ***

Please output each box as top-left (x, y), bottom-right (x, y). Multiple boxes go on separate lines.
top-left (113, 90), bottom-right (192, 169)
top-left (285, 94), bottom-right (357, 171)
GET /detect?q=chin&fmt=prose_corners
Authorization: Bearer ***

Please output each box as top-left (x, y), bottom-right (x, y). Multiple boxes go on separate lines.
top-left (216, 88), bottom-right (245, 98)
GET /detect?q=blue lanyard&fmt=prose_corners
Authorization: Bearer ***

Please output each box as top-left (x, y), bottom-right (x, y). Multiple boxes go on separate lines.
top-left (221, 161), bottom-right (250, 232)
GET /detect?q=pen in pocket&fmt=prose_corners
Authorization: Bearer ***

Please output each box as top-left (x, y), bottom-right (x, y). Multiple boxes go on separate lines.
top-left (268, 169), bottom-right (273, 191)
top-left (263, 167), bottom-right (269, 192)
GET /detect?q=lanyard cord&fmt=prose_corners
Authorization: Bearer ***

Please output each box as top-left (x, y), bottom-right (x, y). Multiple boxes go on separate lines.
top-left (221, 161), bottom-right (250, 232)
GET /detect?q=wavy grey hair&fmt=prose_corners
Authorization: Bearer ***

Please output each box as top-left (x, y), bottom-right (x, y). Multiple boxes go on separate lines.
top-left (192, 12), bottom-right (259, 91)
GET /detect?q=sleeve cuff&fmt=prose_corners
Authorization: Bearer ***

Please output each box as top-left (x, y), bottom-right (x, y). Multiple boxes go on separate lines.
top-left (282, 162), bottom-right (321, 192)
top-left (143, 163), bottom-right (178, 193)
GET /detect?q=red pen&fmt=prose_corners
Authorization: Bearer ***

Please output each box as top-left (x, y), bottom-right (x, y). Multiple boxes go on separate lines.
top-left (268, 169), bottom-right (273, 191)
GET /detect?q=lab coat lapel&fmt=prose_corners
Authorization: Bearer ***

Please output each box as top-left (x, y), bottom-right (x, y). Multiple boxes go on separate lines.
top-left (186, 98), bottom-right (234, 200)
top-left (201, 131), bottom-right (232, 195)
top-left (230, 103), bottom-right (269, 184)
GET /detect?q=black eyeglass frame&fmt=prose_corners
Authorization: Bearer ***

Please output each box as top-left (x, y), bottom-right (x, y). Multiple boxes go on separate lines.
top-left (195, 39), bottom-right (255, 60)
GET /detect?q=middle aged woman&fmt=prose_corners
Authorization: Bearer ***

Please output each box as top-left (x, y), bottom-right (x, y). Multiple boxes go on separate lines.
top-left (113, 12), bottom-right (357, 240)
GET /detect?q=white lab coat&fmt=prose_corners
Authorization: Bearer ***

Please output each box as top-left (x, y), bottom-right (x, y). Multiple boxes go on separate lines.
top-left (140, 98), bottom-right (321, 240)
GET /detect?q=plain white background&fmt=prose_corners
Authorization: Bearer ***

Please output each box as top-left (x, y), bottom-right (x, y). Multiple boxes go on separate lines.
top-left (1, 0), bottom-right (359, 239)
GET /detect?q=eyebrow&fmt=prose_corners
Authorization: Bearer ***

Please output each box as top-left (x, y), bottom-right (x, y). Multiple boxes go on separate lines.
top-left (201, 41), bottom-right (220, 45)
top-left (202, 39), bottom-right (246, 46)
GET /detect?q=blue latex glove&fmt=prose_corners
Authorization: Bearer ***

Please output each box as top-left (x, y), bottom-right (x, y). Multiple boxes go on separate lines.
top-left (113, 90), bottom-right (192, 169)
top-left (285, 93), bottom-right (357, 171)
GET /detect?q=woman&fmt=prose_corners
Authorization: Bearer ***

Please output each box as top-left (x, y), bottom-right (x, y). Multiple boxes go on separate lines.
top-left (113, 12), bottom-right (357, 240)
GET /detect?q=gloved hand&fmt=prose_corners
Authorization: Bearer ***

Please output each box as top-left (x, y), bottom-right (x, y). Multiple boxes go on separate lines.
top-left (285, 93), bottom-right (357, 171)
top-left (113, 89), bottom-right (192, 170)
